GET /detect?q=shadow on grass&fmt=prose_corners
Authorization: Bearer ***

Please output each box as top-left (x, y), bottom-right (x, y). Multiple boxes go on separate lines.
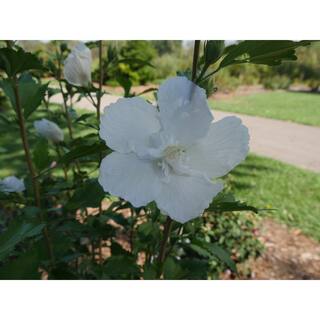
top-left (227, 155), bottom-right (277, 192)
top-left (287, 89), bottom-right (320, 95)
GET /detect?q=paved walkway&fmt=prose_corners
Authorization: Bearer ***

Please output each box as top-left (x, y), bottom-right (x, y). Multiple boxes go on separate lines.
top-left (214, 111), bottom-right (320, 172)
top-left (51, 94), bottom-right (320, 172)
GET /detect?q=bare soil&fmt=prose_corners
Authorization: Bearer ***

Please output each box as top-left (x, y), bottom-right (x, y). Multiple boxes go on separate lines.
top-left (248, 219), bottom-right (320, 280)
top-left (212, 84), bottom-right (268, 100)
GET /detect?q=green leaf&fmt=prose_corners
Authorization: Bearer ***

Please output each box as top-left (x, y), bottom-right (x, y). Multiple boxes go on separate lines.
top-left (49, 263), bottom-right (78, 280)
top-left (75, 113), bottom-right (94, 123)
top-left (143, 263), bottom-right (158, 280)
top-left (0, 219), bottom-right (45, 261)
top-left (0, 241), bottom-right (46, 279)
top-left (117, 58), bottom-right (154, 68)
top-left (188, 243), bottom-right (211, 258)
top-left (0, 78), bottom-right (15, 107)
top-left (66, 179), bottom-right (105, 209)
top-left (0, 113), bottom-right (12, 125)
top-left (180, 258), bottom-right (208, 280)
top-left (163, 257), bottom-right (185, 280)
top-left (103, 255), bottom-right (140, 278)
top-left (205, 243), bottom-right (237, 273)
top-left (0, 74), bottom-right (48, 118)
top-left (110, 242), bottom-right (129, 256)
top-left (0, 47), bottom-right (43, 76)
top-left (19, 76), bottom-right (48, 118)
top-left (219, 40), bottom-right (312, 69)
top-left (59, 142), bottom-right (107, 165)
top-left (204, 40), bottom-right (225, 65)
top-left (208, 193), bottom-right (259, 214)
top-left (186, 238), bottom-right (237, 274)
top-left (100, 211), bottom-right (129, 227)
top-left (116, 75), bottom-right (133, 97)
top-left (33, 138), bottom-right (51, 171)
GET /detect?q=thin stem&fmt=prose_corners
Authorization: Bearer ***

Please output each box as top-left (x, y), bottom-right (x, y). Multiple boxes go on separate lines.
top-left (130, 208), bottom-right (135, 252)
top-left (55, 144), bottom-right (68, 181)
top-left (191, 40), bottom-right (201, 82)
top-left (58, 80), bottom-right (74, 140)
top-left (97, 40), bottom-right (104, 121)
top-left (196, 63), bottom-right (210, 84)
top-left (99, 240), bottom-right (103, 264)
top-left (95, 41), bottom-right (104, 263)
top-left (164, 225), bottom-right (183, 260)
top-left (56, 45), bottom-right (74, 141)
top-left (12, 75), bottom-right (55, 265)
top-left (157, 216), bottom-right (173, 273)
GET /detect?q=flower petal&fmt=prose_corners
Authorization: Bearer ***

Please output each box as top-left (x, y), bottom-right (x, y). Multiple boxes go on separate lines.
top-left (155, 175), bottom-right (223, 223)
top-left (186, 116), bottom-right (249, 179)
top-left (34, 118), bottom-right (64, 143)
top-left (98, 152), bottom-right (161, 207)
top-left (99, 97), bottom-right (161, 155)
top-left (157, 77), bottom-right (213, 145)
top-left (0, 176), bottom-right (25, 193)
top-left (64, 42), bottom-right (92, 87)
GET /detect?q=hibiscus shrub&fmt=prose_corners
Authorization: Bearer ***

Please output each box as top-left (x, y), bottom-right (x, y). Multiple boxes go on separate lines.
top-left (0, 40), bottom-right (310, 279)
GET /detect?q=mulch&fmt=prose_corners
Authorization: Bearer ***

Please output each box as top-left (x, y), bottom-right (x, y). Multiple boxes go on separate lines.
top-left (247, 219), bottom-right (320, 280)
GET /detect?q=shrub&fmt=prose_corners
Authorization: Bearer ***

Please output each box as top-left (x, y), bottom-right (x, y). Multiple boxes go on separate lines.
top-left (262, 75), bottom-right (292, 90)
top-left (119, 41), bottom-right (157, 84)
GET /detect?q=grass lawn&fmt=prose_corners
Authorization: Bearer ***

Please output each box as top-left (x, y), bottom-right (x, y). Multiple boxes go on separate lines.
top-left (211, 91), bottom-right (320, 127)
top-left (227, 154), bottom-right (320, 241)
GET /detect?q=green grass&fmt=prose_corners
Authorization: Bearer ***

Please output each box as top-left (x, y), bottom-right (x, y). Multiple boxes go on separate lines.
top-left (227, 154), bottom-right (320, 241)
top-left (211, 91), bottom-right (320, 127)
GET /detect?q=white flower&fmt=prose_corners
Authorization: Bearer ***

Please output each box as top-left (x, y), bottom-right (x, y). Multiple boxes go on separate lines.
top-left (64, 42), bottom-right (92, 87)
top-left (0, 176), bottom-right (25, 193)
top-left (34, 118), bottom-right (64, 143)
top-left (98, 77), bottom-right (249, 223)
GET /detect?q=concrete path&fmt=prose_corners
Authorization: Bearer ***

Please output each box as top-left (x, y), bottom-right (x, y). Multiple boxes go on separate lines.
top-left (214, 111), bottom-right (320, 173)
top-left (51, 94), bottom-right (320, 173)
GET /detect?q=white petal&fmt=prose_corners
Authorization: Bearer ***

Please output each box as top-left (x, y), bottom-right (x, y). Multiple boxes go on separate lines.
top-left (155, 175), bottom-right (223, 223)
top-left (64, 42), bottom-right (92, 87)
top-left (186, 116), bottom-right (249, 179)
top-left (0, 176), bottom-right (25, 193)
top-left (98, 152), bottom-right (161, 207)
top-left (34, 118), bottom-right (64, 143)
top-left (99, 97), bottom-right (161, 155)
top-left (157, 77), bottom-right (213, 145)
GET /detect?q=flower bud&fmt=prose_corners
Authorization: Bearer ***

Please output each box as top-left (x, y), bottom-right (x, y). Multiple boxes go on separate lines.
top-left (64, 42), bottom-right (92, 87)
top-left (0, 176), bottom-right (25, 193)
top-left (34, 118), bottom-right (64, 143)
top-left (204, 40), bottom-right (225, 65)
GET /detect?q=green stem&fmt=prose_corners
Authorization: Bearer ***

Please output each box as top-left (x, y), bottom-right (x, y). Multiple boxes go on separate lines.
top-left (196, 63), bottom-right (210, 84)
top-left (55, 144), bottom-right (68, 181)
top-left (157, 216), bottom-right (173, 278)
top-left (55, 45), bottom-right (74, 141)
top-left (12, 75), bottom-right (55, 266)
top-left (192, 40), bottom-right (201, 82)
top-left (58, 80), bottom-right (74, 140)
top-left (96, 41), bottom-right (104, 264)
top-left (130, 208), bottom-right (136, 252)
top-left (97, 40), bottom-right (104, 121)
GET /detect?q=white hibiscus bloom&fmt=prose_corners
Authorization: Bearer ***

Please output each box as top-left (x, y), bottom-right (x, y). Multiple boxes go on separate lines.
top-left (0, 176), bottom-right (25, 193)
top-left (64, 42), bottom-right (92, 87)
top-left (34, 118), bottom-right (64, 143)
top-left (99, 77), bottom-right (249, 223)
